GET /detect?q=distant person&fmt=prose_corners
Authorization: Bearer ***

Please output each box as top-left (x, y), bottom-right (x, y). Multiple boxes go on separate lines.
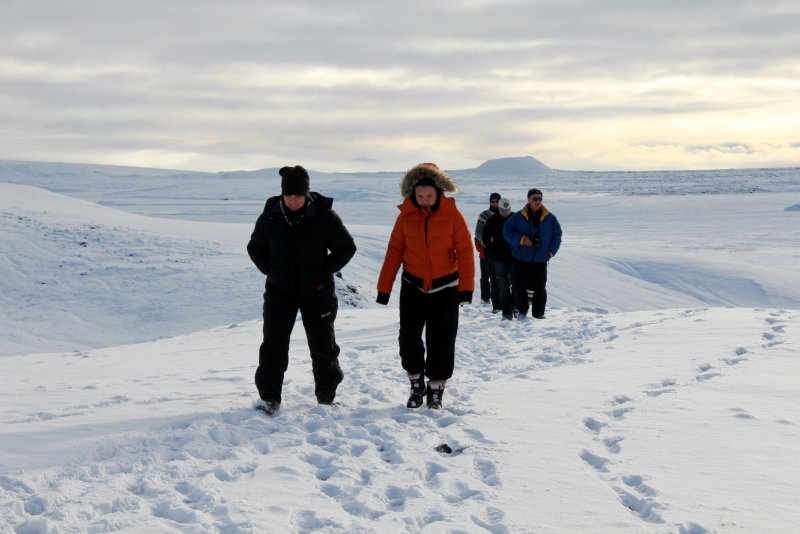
top-left (247, 165), bottom-right (357, 415)
top-left (503, 188), bottom-right (562, 319)
top-left (482, 198), bottom-right (515, 320)
top-left (376, 163), bottom-right (475, 409)
top-left (474, 192), bottom-right (501, 311)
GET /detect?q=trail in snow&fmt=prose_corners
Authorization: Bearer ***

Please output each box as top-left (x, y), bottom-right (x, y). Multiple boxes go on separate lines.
top-left (3, 304), bottom-right (795, 532)
top-left (575, 307), bottom-right (797, 532)
top-left (0, 305), bottom-right (615, 532)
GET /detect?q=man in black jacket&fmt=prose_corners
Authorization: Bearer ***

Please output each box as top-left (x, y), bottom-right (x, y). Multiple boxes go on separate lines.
top-left (247, 165), bottom-right (356, 414)
top-left (482, 198), bottom-right (515, 320)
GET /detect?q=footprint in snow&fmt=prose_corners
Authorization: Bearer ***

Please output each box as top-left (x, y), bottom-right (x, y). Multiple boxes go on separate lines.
top-left (621, 474), bottom-right (658, 497)
top-left (580, 449), bottom-right (610, 472)
top-left (695, 372), bottom-right (721, 382)
top-left (291, 510), bottom-right (339, 533)
top-left (213, 461), bottom-right (257, 482)
top-left (425, 461), bottom-right (447, 484)
top-left (723, 346), bottom-right (749, 365)
top-left (644, 387), bottom-right (673, 397)
top-left (474, 457), bottom-right (501, 487)
top-left (608, 406), bottom-right (635, 420)
top-left (603, 435), bottom-right (624, 454)
top-left (643, 378), bottom-right (676, 397)
top-left (729, 407), bottom-right (757, 420)
top-left (443, 481), bottom-right (483, 504)
top-left (614, 487), bottom-right (664, 523)
top-left (385, 484), bottom-right (418, 511)
top-left (470, 506), bottom-right (509, 533)
top-left (583, 417), bottom-right (607, 433)
top-left (678, 521), bottom-right (710, 534)
top-left (303, 452), bottom-right (339, 481)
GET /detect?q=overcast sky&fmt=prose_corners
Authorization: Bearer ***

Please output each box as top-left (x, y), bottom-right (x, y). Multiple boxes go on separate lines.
top-left (2, 1), bottom-right (799, 173)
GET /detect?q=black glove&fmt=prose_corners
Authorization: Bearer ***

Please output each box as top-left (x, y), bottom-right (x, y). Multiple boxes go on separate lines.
top-left (376, 292), bottom-right (390, 305)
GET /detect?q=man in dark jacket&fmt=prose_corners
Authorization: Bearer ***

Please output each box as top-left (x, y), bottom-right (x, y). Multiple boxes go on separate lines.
top-left (482, 198), bottom-right (515, 320)
top-left (474, 192), bottom-right (501, 309)
top-left (247, 165), bottom-right (356, 414)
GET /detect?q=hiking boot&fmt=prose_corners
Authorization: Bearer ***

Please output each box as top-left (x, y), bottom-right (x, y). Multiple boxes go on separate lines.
top-left (316, 387), bottom-right (338, 405)
top-left (426, 382), bottom-right (445, 409)
top-left (255, 399), bottom-right (280, 416)
top-left (406, 377), bottom-right (427, 408)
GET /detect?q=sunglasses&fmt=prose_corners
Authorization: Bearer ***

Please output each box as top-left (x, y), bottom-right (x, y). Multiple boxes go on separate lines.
top-left (530, 196), bottom-right (543, 201)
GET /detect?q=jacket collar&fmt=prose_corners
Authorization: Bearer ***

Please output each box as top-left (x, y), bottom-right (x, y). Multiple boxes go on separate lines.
top-left (522, 204), bottom-right (549, 222)
top-left (265, 191), bottom-right (333, 219)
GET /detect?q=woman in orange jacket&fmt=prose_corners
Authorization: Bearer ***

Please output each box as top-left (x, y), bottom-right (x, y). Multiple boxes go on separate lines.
top-left (376, 163), bottom-right (475, 409)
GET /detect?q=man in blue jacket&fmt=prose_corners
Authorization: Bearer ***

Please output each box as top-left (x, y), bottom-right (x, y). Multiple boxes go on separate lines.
top-left (502, 188), bottom-right (562, 318)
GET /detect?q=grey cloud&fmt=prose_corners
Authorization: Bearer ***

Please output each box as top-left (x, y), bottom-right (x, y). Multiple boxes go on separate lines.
top-left (1, 0), bottom-right (799, 171)
top-left (686, 143), bottom-right (755, 155)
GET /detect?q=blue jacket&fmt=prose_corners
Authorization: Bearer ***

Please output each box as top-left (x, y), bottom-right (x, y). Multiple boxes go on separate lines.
top-left (503, 204), bottom-right (562, 263)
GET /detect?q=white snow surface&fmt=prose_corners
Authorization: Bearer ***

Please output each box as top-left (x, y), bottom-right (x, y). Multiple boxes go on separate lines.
top-left (1, 163), bottom-right (799, 533)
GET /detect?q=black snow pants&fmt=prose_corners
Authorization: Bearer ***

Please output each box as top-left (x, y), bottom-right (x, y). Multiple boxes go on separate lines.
top-left (255, 283), bottom-right (343, 404)
top-left (398, 279), bottom-right (459, 381)
top-left (512, 260), bottom-right (548, 318)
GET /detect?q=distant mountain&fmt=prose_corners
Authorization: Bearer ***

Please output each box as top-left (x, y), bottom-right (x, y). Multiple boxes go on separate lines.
top-left (470, 156), bottom-right (552, 175)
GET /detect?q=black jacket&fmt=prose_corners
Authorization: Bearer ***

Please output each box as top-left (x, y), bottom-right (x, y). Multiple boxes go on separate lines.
top-left (247, 192), bottom-right (356, 296)
top-left (482, 212), bottom-right (513, 262)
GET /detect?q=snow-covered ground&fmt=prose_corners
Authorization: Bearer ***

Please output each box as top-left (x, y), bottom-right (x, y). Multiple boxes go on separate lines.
top-left (1, 162), bottom-right (799, 532)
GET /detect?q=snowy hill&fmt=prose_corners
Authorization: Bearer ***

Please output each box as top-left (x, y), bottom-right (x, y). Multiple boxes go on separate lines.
top-left (1, 162), bottom-right (799, 532)
top-left (0, 183), bottom-right (377, 356)
top-left (3, 163), bottom-right (799, 357)
top-left (0, 183), bottom-right (259, 355)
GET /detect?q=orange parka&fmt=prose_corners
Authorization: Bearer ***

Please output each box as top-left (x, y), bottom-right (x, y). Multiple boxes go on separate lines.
top-left (377, 194), bottom-right (475, 300)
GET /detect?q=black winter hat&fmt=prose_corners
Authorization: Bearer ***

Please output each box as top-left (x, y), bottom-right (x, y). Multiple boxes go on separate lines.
top-left (489, 192), bottom-right (501, 201)
top-left (527, 188), bottom-right (543, 198)
top-left (280, 165), bottom-right (310, 196)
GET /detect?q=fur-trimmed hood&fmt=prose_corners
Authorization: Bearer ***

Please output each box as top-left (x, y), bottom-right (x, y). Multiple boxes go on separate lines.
top-left (400, 163), bottom-right (458, 198)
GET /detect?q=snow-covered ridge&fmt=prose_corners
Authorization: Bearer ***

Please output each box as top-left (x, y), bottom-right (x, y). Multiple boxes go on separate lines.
top-left (3, 158), bottom-right (800, 357)
top-left (0, 184), bottom-right (379, 356)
